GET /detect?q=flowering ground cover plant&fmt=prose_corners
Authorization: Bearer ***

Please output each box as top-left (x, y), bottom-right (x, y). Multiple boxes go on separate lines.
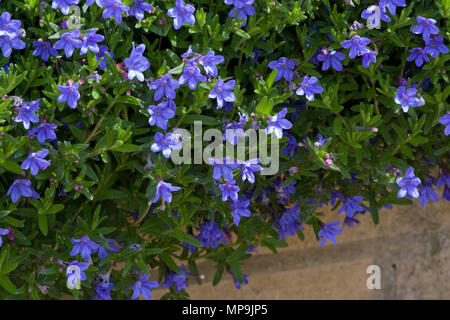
top-left (0, 0), bottom-right (449, 300)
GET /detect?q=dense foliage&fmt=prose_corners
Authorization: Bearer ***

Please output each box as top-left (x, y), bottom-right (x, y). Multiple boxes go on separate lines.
top-left (0, 0), bottom-right (449, 300)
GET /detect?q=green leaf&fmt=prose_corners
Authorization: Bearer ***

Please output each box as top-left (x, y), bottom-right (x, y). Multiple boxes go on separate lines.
top-left (0, 160), bottom-right (23, 174)
top-left (255, 97), bottom-right (273, 115)
top-left (226, 244), bottom-right (248, 263)
top-left (333, 117), bottom-right (343, 135)
top-left (170, 229), bottom-right (202, 247)
top-left (38, 215), bottom-right (48, 236)
top-left (160, 252), bottom-right (180, 274)
top-left (110, 144), bottom-right (141, 153)
top-left (266, 69), bottom-right (278, 90)
top-left (0, 275), bottom-right (16, 294)
top-left (228, 260), bottom-right (243, 284)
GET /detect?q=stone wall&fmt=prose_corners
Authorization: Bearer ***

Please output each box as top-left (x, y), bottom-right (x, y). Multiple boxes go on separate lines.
top-left (152, 196), bottom-right (450, 299)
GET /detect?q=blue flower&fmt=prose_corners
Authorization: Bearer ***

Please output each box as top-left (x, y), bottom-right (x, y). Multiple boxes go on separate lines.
top-left (80, 29), bottom-right (105, 55)
top-left (265, 108), bottom-right (292, 139)
top-left (361, 5), bottom-right (391, 29)
top-left (167, 0), bottom-right (196, 30)
top-left (438, 113), bottom-right (450, 136)
top-left (267, 57), bottom-right (295, 82)
top-left (396, 167), bottom-right (421, 199)
top-left (21, 149), bottom-right (51, 176)
top-left (209, 157), bottom-right (239, 181)
top-left (98, 238), bottom-right (122, 259)
top-left (219, 180), bottom-right (240, 202)
top-left (32, 41), bottom-right (59, 61)
top-left (0, 228), bottom-right (9, 248)
top-left (318, 221), bottom-right (343, 246)
top-left (124, 42), bottom-right (150, 82)
top-left (0, 34), bottom-right (25, 58)
top-left (281, 133), bottom-right (298, 159)
top-left (51, 0), bottom-right (80, 15)
top-left (296, 76), bottom-right (323, 101)
top-left (227, 0), bottom-right (255, 26)
top-left (412, 16), bottom-right (439, 41)
top-left (0, 12), bottom-right (22, 39)
top-left (199, 51), bottom-right (224, 77)
top-left (209, 79), bottom-right (236, 109)
top-left (161, 264), bottom-right (189, 292)
top-left (57, 83), bottom-right (80, 109)
top-left (128, 0), bottom-right (153, 21)
top-left (102, 0), bottom-right (130, 24)
top-left (238, 158), bottom-right (261, 184)
top-left (66, 261), bottom-right (89, 290)
top-left (7, 179), bottom-right (40, 203)
top-left (86, 0), bottom-right (104, 7)
top-left (424, 35), bottom-right (449, 58)
top-left (29, 122), bottom-right (58, 143)
top-left (70, 236), bottom-right (101, 261)
top-left (341, 36), bottom-right (371, 59)
top-left (419, 181), bottom-right (439, 207)
top-left (379, 0), bottom-right (406, 15)
top-left (444, 186), bottom-right (450, 201)
top-left (147, 102), bottom-right (176, 130)
top-left (406, 47), bottom-right (429, 67)
top-left (277, 203), bottom-right (302, 239)
top-left (179, 62), bottom-right (206, 90)
top-left (151, 132), bottom-right (181, 158)
top-left (394, 86), bottom-right (421, 112)
top-left (231, 198), bottom-right (251, 226)
top-left (14, 100), bottom-right (40, 130)
top-left (317, 49), bottom-right (345, 72)
top-left (361, 50), bottom-right (377, 68)
top-left (150, 74), bottom-right (180, 101)
top-left (131, 274), bottom-right (159, 300)
top-left (53, 30), bottom-right (83, 58)
top-left (198, 221), bottom-right (227, 249)
top-left (233, 274), bottom-right (248, 290)
top-left (96, 45), bottom-right (114, 70)
top-left (338, 195), bottom-right (364, 218)
top-left (153, 180), bottom-right (181, 203)
top-left (93, 282), bottom-right (114, 300)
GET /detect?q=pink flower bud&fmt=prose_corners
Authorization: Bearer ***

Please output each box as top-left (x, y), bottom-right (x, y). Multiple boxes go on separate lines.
top-left (324, 159), bottom-right (333, 167)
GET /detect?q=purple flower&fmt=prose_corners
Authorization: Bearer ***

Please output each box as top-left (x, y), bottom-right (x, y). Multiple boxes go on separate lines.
top-left (32, 41), bottom-right (59, 61)
top-left (150, 74), bottom-right (180, 101)
top-left (444, 186), bottom-right (450, 201)
top-left (419, 182), bottom-right (439, 207)
top-left (102, 0), bottom-right (130, 24)
top-left (424, 35), bottom-right (449, 58)
top-left (265, 108), bottom-right (292, 139)
top-left (361, 5), bottom-right (391, 29)
top-left (412, 16), bottom-right (439, 41)
top-left (338, 195), bottom-right (364, 218)
top-left (128, 0), bottom-right (153, 20)
top-left (208, 157), bottom-right (239, 181)
top-left (406, 47), bottom-right (430, 67)
top-left (296, 76), bottom-right (323, 101)
top-left (66, 261), bottom-right (89, 290)
top-left (0, 228), bottom-right (9, 248)
top-left (238, 158), bottom-right (261, 184)
top-left (341, 36), bottom-right (371, 59)
top-left (97, 238), bottom-right (122, 259)
top-left (21, 149), bottom-right (51, 176)
top-left (51, 0), bottom-right (80, 15)
top-left (227, 0), bottom-right (255, 26)
top-left (361, 50), bottom-right (377, 68)
top-left (0, 12), bottom-right (22, 39)
top-left (394, 86), bottom-right (421, 112)
top-left (209, 79), bottom-right (236, 109)
top-left (57, 83), bottom-right (80, 109)
top-left (86, 0), bottom-right (105, 7)
top-left (53, 30), bottom-right (82, 58)
top-left (233, 274), bottom-right (248, 290)
top-left (436, 173), bottom-right (450, 188)
top-left (167, 0), bottom-right (196, 30)
top-left (267, 57), bottom-right (295, 82)
top-left (197, 221), bottom-right (227, 249)
top-left (179, 62), bottom-right (206, 90)
top-left (14, 100), bottom-right (40, 130)
top-left (7, 179), bottom-right (39, 203)
top-left (219, 180), bottom-right (240, 202)
top-left (281, 133), bottom-right (298, 159)
top-left (379, 0), bottom-right (406, 15)
top-left (151, 132), bottom-right (181, 158)
top-left (316, 133), bottom-right (330, 148)
top-left (147, 102), bottom-right (176, 130)
top-left (70, 236), bottom-right (101, 261)
top-left (438, 113), bottom-right (450, 136)
top-left (80, 29), bottom-right (105, 55)
top-left (317, 49), bottom-right (345, 72)
top-left (29, 123), bottom-right (58, 143)
top-left (330, 189), bottom-right (345, 206)
top-left (124, 42), bottom-right (150, 82)
top-left (161, 265), bottom-right (189, 292)
top-left (96, 45), bottom-right (114, 70)
top-left (0, 35), bottom-right (25, 58)
top-left (153, 180), bottom-right (181, 203)
top-left (93, 282), bottom-right (114, 300)
top-left (131, 274), bottom-right (159, 300)
top-left (277, 203), bottom-right (302, 240)
top-left (318, 221), bottom-right (343, 246)
top-left (231, 199), bottom-right (251, 226)
top-left (199, 51), bottom-right (224, 77)
top-left (396, 167), bottom-right (421, 199)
